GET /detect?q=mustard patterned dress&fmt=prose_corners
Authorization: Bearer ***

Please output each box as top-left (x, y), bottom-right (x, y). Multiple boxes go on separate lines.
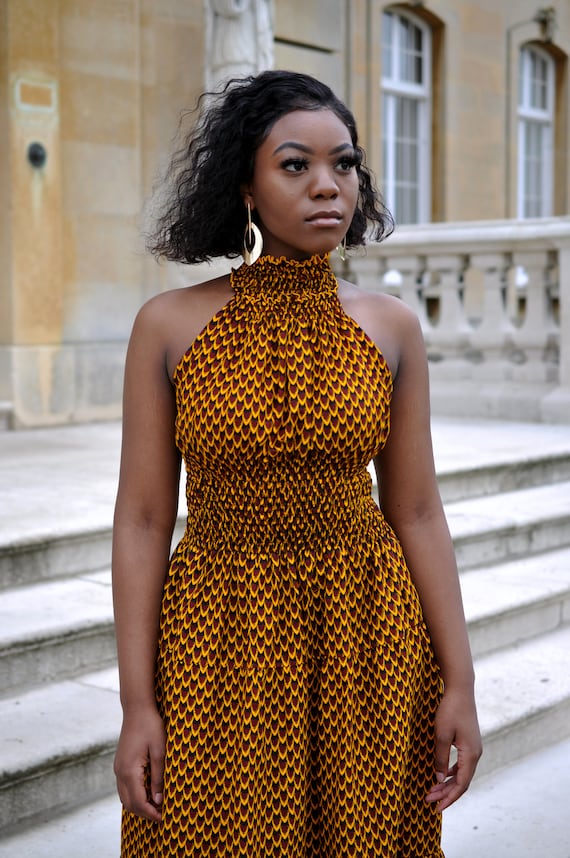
top-left (120, 254), bottom-right (444, 857)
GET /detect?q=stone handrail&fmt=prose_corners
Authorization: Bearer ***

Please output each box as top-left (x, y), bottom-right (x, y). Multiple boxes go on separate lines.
top-left (344, 217), bottom-right (570, 422)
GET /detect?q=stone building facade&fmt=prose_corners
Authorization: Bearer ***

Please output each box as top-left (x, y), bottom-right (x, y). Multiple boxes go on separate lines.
top-left (1, 0), bottom-right (569, 426)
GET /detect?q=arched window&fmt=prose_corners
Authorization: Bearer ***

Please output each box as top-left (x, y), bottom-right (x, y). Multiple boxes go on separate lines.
top-left (381, 8), bottom-right (431, 224)
top-left (518, 44), bottom-right (554, 218)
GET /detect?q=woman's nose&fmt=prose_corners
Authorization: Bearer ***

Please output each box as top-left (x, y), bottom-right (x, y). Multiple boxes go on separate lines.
top-left (309, 167), bottom-right (339, 198)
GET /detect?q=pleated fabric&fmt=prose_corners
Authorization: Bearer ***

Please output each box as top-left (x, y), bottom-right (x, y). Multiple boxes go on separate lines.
top-left (120, 253), bottom-right (444, 857)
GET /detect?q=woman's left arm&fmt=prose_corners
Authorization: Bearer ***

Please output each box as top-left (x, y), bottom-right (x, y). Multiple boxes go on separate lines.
top-left (374, 304), bottom-right (482, 812)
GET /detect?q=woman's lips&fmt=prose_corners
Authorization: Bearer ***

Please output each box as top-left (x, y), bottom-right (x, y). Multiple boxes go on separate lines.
top-left (306, 211), bottom-right (343, 227)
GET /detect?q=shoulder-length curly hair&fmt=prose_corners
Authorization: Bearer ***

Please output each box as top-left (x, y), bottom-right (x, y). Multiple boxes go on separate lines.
top-left (147, 70), bottom-right (393, 264)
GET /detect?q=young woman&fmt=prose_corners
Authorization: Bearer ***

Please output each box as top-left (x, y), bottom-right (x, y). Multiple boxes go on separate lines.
top-left (112, 70), bottom-right (481, 857)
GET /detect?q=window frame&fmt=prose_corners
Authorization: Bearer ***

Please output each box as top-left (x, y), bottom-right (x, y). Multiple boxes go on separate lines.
top-left (517, 44), bottom-right (555, 219)
top-left (381, 8), bottom-right (432, 225)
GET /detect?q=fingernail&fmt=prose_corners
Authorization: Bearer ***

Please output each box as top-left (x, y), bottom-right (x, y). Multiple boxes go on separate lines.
top-left (436, 772), bottom-right (445, 783)
top-left (154, 792), bottom-right (163, 805)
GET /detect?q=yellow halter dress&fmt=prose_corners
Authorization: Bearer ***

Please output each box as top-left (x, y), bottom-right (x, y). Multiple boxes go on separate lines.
top-left (120, 253), bottom-right (444, 857)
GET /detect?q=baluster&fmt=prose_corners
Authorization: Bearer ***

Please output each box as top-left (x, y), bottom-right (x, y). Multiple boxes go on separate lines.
top-left (468, 253), bottom-right (514, 356)
top-left (557, 246), bottom-right (570, 389)
top-left (511, 250), bottom-right (552, 356)
top-left (386, 254), bottom-right (430, 334)
top-left (347, 255), bottom-right (385, 293)
top-left (425, 254), bottom-right (470, 353)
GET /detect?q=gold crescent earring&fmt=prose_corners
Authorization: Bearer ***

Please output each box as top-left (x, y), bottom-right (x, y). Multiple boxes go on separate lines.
top-left (243, 202), bottom-right (263, 265)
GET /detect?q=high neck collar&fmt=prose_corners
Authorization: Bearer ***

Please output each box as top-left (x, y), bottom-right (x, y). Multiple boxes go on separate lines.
top-left (231, 253), bottom-right (338, 299)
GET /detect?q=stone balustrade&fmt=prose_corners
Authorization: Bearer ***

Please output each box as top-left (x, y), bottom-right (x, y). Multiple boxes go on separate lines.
top-left (343, 217), bottom-right (570, 423)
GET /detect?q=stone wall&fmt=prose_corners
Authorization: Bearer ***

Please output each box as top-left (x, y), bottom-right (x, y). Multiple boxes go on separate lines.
top-left (0, 0), bottom-right (208, 427)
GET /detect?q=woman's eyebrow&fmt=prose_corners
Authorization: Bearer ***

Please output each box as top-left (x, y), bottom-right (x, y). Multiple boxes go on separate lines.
top-left (273, 141), bottom-right (354, 156)
top-left (273, 141), bottom-right (312, 155)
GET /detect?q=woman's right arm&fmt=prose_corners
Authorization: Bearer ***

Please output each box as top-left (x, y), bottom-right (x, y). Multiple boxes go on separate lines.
top-left (112, 297), bottom-right (182, 822)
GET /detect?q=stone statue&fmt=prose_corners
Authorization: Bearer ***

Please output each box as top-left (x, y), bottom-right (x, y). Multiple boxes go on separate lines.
top-left (205, 0), bottom-right (274, 91)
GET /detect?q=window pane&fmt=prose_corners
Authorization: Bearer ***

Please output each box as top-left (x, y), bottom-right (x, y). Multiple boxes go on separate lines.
top-left (530, 53), bottom-right (548, 109)
top-left (395, 97), bottom-right (420, 223)
top-left (523, 120), bottom-right (546, 217)
top-left (398, 16), bottom-right (423, 84)
top-left (520, 46), bottom-right (551, 112)
top-left (518, 46), bottom-right (553, 218)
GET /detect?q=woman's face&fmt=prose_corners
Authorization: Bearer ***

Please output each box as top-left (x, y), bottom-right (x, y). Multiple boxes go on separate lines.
top-left (244, 108), bottom-right (360, 261)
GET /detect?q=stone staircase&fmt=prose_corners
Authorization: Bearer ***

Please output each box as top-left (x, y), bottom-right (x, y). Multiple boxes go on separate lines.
top-left (0, 418), bottom-right (569, 849)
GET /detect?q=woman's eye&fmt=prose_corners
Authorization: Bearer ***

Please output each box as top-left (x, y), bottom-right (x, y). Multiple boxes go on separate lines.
top-left (336, 156), bottom-right (358, 172)
top-left (281, 158), bottom-right (308, 173)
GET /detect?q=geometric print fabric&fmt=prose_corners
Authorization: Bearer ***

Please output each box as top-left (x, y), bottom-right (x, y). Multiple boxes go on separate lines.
top-left (120, 253), bottom-right (444, 856)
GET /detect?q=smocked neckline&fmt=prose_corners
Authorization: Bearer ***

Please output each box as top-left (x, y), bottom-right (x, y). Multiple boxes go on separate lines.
top-left (231, 253), bottom-right (338, 298)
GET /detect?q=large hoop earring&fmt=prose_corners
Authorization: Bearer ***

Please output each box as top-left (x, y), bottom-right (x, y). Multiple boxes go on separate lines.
top-left (243, 203), bottom-right (263, 265)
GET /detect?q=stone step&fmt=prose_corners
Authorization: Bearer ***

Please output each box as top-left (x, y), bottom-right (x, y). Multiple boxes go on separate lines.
top-left (0, 571), bottom-right (116, 697)
top-left (0, 422), bottom-right (122, 591)
top-left (0, 668), bottom-right (121, 838)
top-left (441, 736), bottom-right (570, 858)
top-left (0, 792), bottom-right (122, 858)
top-left (447, 480), bottom-right (570, 570)
top-left (368, 446), bottom-right (570, 506)
top-left (0, 525), bottom-right (113, 592)
top-left (436, 448), bottom-right (570, 504)
top-left (474, 625), bottom-right (570, 778)
top-left (463, 545), bottom-right (570, 659)
top-left (1, 627), bottom-right (569, 839)
top-left (0, 517), bottom-right (186, 592)
top-left (430, 417), bottom-right (570, 501)
top-left (3, 736), bottom-right (570, 858)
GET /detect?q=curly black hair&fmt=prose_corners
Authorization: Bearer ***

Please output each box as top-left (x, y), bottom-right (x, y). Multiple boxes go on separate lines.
top-left (147, 70), bottom-right (393, 264)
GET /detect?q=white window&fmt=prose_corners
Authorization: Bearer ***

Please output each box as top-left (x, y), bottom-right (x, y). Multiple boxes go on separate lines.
top-left (518, 45), bottom-right (554, 218)
top-left (381, 9), bottom-right (431, 224)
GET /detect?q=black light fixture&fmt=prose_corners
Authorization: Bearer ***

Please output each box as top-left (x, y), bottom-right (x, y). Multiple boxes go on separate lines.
top-left (27, 142), bottom-right (47, 169)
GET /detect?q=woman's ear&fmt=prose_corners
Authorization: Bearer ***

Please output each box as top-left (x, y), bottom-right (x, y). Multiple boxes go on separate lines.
top-left (240, 185), bottom-right (254, 210)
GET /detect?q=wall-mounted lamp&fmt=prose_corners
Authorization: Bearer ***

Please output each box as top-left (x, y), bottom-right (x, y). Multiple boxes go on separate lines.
top-left (27, 142), bottom-right (47, 169)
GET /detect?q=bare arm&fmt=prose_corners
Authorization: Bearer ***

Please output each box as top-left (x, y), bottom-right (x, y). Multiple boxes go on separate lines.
top-left (112, 296), bottom-right (181, 821)
top-left (374, 306), bottom-right (481, 811)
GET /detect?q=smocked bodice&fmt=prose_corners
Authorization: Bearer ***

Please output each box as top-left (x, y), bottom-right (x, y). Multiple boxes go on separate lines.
top-left (172, 253), bottom-right (393, 553)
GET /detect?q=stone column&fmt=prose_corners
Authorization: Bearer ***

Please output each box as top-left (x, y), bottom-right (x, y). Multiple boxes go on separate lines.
top-left (205, 0), bottom-right (274, 92)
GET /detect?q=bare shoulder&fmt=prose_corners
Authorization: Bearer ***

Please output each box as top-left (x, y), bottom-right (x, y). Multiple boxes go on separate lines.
top-left (336, 277), bottom-right (422, 377)
top-left (135, 273), bottom-right (231, 328)
top-left (131, 273), bottom-right (233, 377)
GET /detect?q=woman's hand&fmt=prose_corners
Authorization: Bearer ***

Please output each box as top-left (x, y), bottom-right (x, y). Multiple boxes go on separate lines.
top-left (114, 704), bottom-right (166, 822)
top-left (425, 686), bottom-right (482, 811)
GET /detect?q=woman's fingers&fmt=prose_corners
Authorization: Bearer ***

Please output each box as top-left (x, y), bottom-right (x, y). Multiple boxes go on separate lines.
top-left (426, 739), bottom-right (482, 811)
top-left (117, 757), bottom-right (163, 822)
top-left (114, 708), bottom-right (166, 822)
top-left (426, 690), bottom-right (482, 811)
top-left (149, 738), bottom-right (165, 811)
